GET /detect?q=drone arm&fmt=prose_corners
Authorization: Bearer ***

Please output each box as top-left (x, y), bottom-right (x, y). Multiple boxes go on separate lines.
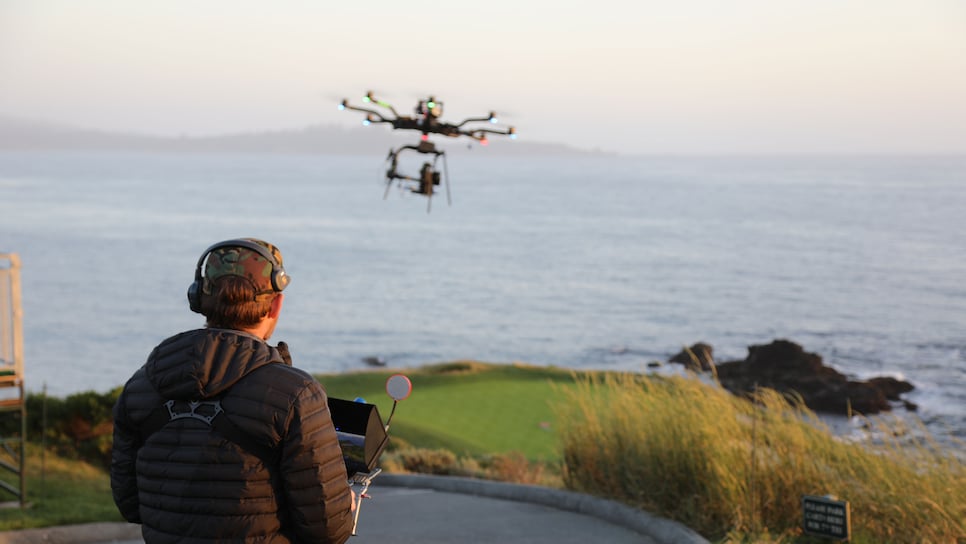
top-left (463, 126), bottom-right (517, 140)
top-left (364, 92), bottom-right (402, 118)
top-left (455, 116), bottom-right (495, 128)
top-left (454, 109), bottom-right (502, 128)
top-left (339, 101), bottom-right (392, 124)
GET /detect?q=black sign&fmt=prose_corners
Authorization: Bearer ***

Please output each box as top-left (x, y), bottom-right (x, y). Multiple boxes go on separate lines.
top-left (802, 495), bottom-right (851, 541)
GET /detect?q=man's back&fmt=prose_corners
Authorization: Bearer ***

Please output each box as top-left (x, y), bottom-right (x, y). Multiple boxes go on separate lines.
top-left (112, 328), bottom-right (353, 543)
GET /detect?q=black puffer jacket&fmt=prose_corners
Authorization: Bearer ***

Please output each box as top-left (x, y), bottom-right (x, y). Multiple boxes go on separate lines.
top-left (111, 329), bottom-right (353, 544)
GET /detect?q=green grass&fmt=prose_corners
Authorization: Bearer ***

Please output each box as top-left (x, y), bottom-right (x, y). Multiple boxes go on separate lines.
top-left (319, 361), bottom-right (582, 460)
top-left (0, 443), bottom-right (123, 531)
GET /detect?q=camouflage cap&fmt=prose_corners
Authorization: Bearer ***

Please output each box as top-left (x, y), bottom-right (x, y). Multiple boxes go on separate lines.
top-left (201, 239), bottom-right (288, 295)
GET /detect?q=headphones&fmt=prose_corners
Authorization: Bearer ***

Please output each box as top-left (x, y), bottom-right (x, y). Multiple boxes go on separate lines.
top-left (187, 238), bottom-right (290, 314)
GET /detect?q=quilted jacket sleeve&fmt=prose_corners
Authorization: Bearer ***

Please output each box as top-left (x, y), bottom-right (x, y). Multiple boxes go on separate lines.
top-left (280, 380), bottom-right (353, 544)
top-left (110, 387), bottom-right (142, 523)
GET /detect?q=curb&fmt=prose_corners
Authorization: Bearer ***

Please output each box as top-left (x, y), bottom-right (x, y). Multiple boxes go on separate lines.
top-left (0, 521), bottom-right (140, 544)
top-left (376, 474), bottom-right (711, 544)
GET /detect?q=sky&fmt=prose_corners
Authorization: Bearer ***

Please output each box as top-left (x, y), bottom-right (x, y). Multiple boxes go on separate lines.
top-left (1, 1), bottom-right (965, 155)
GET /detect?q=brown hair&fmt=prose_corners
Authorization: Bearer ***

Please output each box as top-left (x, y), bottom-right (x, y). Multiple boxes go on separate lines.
top-left (201, 276), bottom-right (275, 329)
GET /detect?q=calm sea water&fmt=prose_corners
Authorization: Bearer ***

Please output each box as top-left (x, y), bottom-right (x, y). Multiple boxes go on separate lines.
top-left (1, 151), bottom-right (964, 443)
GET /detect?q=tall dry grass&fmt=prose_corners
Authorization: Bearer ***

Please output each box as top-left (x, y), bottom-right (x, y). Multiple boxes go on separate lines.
top-left (554, 373), bottom-right (965, 543)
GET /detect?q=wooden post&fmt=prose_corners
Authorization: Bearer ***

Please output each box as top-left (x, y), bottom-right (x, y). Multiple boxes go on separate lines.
top-left (0, 253), bottom-right (26, 507)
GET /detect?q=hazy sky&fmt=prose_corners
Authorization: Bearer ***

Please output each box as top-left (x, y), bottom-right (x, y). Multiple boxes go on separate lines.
top-left (1, 1), bottom-right (964, 154)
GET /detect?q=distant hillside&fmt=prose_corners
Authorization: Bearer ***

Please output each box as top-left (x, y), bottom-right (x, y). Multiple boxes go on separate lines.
top-left (0, 115), bottom-right (607, 156)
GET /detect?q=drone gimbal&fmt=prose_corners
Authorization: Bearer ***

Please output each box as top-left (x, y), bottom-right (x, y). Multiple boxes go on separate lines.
top-left (383, 140), bottom-right (449, 212)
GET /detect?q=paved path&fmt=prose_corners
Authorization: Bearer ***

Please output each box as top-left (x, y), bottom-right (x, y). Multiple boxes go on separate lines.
top-left (0, 475), bottom-right (709, 544)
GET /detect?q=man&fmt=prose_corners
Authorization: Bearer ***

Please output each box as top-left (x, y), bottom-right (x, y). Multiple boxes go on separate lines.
top-left (111, 238), bottom-right (354, 543)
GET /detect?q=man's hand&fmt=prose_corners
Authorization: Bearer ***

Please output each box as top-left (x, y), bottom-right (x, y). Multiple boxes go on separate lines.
top-left (350, 489), bottom-right (357, 512)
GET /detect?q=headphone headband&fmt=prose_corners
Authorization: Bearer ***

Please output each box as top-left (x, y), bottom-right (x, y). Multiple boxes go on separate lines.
top-left (187, 238), bottom-right (289, 313)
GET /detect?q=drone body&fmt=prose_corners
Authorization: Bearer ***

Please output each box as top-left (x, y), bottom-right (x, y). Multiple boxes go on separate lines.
top-left (339, 91), bottom-right (516, 212)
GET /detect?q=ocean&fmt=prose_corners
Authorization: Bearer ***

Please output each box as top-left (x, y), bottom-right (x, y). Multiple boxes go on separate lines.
top-left (1, 151), bottom-right (964, 444)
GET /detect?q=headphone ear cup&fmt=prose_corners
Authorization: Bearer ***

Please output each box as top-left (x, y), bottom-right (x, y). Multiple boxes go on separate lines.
top-left (273, 269), bottom-right (290, 292)
top-left (187, 281), bottom-right (202, 313)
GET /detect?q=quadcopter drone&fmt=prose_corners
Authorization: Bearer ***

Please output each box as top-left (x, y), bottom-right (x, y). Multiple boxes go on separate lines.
top-left (339, 91), bottom-right (516, 211)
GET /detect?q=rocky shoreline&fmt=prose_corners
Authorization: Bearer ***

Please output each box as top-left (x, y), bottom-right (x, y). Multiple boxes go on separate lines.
top-left (668, 339), bottom-right (916, 416)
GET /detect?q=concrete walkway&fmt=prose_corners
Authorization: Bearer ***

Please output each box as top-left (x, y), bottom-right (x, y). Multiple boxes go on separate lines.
top-left (0, 475), bottom-right (710, 544)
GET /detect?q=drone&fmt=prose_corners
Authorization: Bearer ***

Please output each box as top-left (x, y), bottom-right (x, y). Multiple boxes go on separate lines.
top-left (339, 91), bottom-right (516, 211)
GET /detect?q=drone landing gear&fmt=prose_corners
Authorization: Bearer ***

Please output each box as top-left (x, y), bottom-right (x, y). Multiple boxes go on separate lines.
top-left (384, 140), bottom-right (451, 213)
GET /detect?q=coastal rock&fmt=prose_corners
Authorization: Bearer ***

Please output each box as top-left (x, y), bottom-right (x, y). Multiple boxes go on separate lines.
top-left (867, 376), bottom-right (915, 400)
top-left (362, 356), bottom-right (387, 367)
top-left (669, 343), bottom-right (715, 372)
top-left (708, 339), bottom-right (914, 415)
